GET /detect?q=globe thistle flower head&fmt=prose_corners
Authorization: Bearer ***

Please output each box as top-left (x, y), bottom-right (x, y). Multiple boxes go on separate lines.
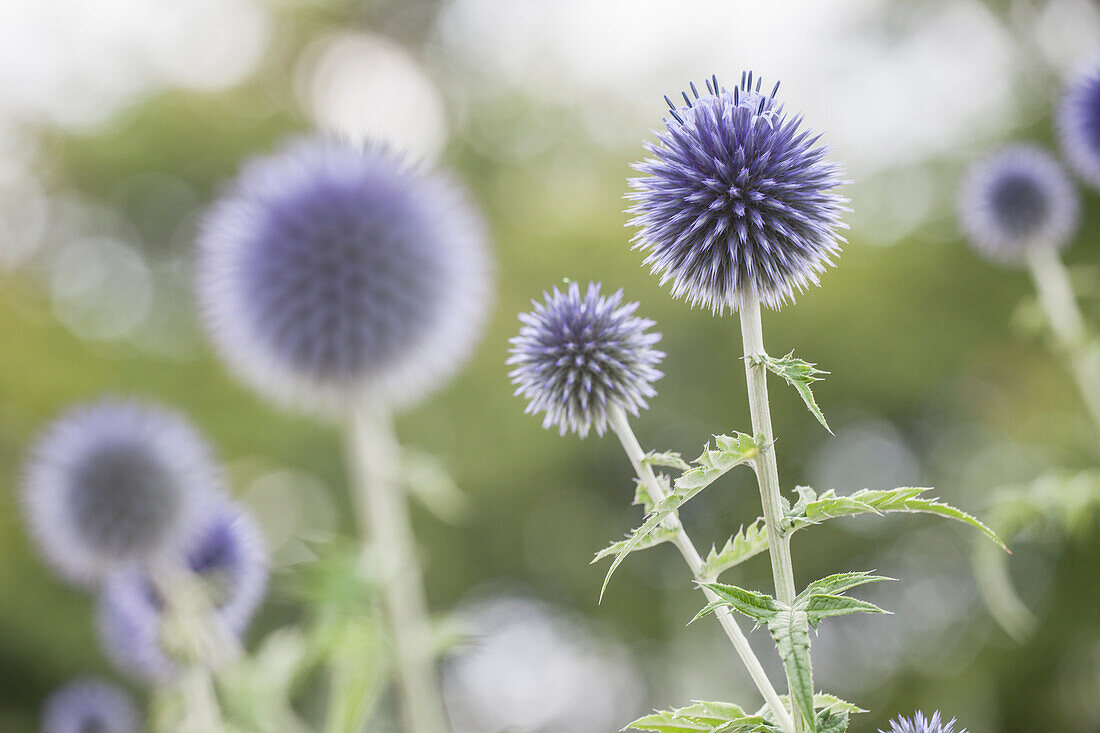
top-left (1058, 61), bottom-right (1100, 189)
top-left (198, 135), bottom-right (492, 415)
top-left (508, 282), bottom-right (664, 438)
top-left (97, 501), bottom-right (267, 682)
top-left (22, 399), bottom-right (215, 586)
top-left (42, 678), bottom-right (139, 733)
top-left (628, 72), bottom-right (848, 313)
top-left (880, 711), bottom-right (965, 733)
top-left (958, 145), bottom-right (1079, 266)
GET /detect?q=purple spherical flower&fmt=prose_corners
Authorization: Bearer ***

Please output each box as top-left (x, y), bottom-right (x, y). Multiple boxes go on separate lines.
top-left (42, 678), bottom-right (139, 733)
top-left (98, 500), bottom-right (267, 682)
top-left (958, 145), bottom-right (1079, 266)
top-left (1058, 61), bottom-right (1100, 189)
top-left (22, 399), bottom-right (215, 586)
top-left (880, 711), bottom-right (965, 733)
top-left (197, 136), bottom-right (492, 414)
top-left (627, 72), bottom-right (848, 313)
top-left (508, 282), bottom-right (663, 438)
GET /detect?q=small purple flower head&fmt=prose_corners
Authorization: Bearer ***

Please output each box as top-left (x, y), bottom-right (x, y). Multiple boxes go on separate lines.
top-left (958, 145), bottom-right (1079, 266)
top-left (22, 399), bottom-right (215, 586)
top-left (508, 282), bottom-right (663, 438)
top-left (1058, 61), bottom-right (1100, 189)
top-left (97, 501), bottom-right (267, 682)
top-left (197, 136), bottom-right (492, 414)
top-left (42, 678), bottom-right (139, 733)
top-left (880, 711), bottom-right (966, 733)
top-left (627, 72), bottom-right (848, 313)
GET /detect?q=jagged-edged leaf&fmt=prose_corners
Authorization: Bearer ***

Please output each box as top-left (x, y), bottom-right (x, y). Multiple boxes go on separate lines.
top-left (625, 700), bottom-right (776, 733)
top-left (803, 594), bottom-right (888, 628)
top-left (767, 608), bottom-right (815, 726)
top-left (752, 352), bottom-right (832, 434)
top-left (592, 525), bottom-right (679, 563)
top-left (695, 582), bottom-right (780, 623)
top-left (596, 434), bottom-right (758, 601)
top-left (755, 694), bottom-right (867, 722)
top-left (788, 487), bottom-right (1006, 549)
top-left (643, 451), bottom-right (691, 472)
top-left (815, 708), bottom-right (850, 733)
top-left (796, 572), bottom-right (892, 601)
top-left (701, 519), bottom-right (770, 580)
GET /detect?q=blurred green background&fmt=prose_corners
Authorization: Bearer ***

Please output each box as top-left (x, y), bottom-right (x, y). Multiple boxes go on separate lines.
top-left (1, 0), bottom-right (1099, 731)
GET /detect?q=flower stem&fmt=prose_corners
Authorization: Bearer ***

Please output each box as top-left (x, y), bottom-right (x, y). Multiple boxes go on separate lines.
top-left (738, 295), bottom-right (809, 733)
top-left (177, 666), bottom-right (225, 733)
top-left (607, 405), bottom-right (795, 733)
top-left (345, 398), bottom-right (447, 733)
top-left (1027, 246), bottom-right (1100, 439)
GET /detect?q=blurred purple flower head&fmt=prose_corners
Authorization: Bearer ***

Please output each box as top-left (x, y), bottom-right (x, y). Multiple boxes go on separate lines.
top-left (97, 501), bottom-right (267, 682)
top-left (197, 136), bottom-right (492, 414)
top-left (1058, 61), bottom-right (1100, 189)
top-left (880, 711), bottom-right (965, 733)
top-left (22, 399), bottom-right (215, 586)
top-left (958, 145), bottom-right (1079, 266)
top-left (508, 282), bottom-right (663, 437)
top-left (627, 72), bottom-right (848, 313)
top-left (42, 678), bottom-right (139, 733)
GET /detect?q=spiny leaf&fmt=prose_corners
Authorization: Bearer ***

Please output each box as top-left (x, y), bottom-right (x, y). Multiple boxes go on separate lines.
top-left (695, 582), bottom-right (780, 623)
top-left (796, 572), bottom-right (893, 601)
top-left (596, 434), bottom-right (758, 601)
top-left (752, 351), bottom-right (832, 434)
top-left (815, 708), bottom-right (850, 733)
top-left (592, 525), bottom-right (679, 563)
top-left (803, 594), bottom-right (888, 628)
top-left (767, 607), bottom-right (815, 726)
top-left (625, 700), bottom-right (777, 733)
top-left (788, 487), bottom-right (1006, 550)
top-left (643, 451), bottom-right (691, 472)
top-left (755, 694), bottom-right (867, 722)
top-left (701, 519), bottom-right (770, 580)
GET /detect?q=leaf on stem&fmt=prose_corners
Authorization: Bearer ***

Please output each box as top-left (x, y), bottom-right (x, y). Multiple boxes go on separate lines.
top-left (625, 700), bottom-right (777, 732)
top-left (700, 519), bottom-right (770, 580)
top-left (596, 433), bottom-right (759, 601)
top-left (750, 352), bottom-right (832, 434)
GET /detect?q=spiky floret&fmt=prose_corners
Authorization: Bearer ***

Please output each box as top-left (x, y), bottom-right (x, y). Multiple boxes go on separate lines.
top-left (1058, 61), bottom-right (1100, 189)
top-left (21, 399), bottom-right (215, 586)
top-left (97, 501), bottom-right (267, 682)
top-left (880, 711), bottom-right (965, 733)
top-left (958, 145), bottom-right (1079, 266)
top-left (508, 282), bottom-right (663, 437)
top-left (197, 136), bottom-right (492, 414)
top-left (42, 678), bottom-right (139, 733)
top-left (627, 72), bottom-right (848, 313)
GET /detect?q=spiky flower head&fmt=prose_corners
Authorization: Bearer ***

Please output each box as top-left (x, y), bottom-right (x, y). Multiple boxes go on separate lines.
top-left (97, 501), bottom-right (267, 682)
top-left (197, 136), bottom-right (492, 415)
top-left (22, 399), bottom-right (215, 586)
top-left (508, 282), bottom-right (663, 437)
top-left (627, 72), bottom-right (848, 313)
top-left (1058, 61), bottom-right (1100, 189)
top-left (958, 145), bottom-right (1079, 266)
top-left (42, 678), bottom-right (139, 733)
top-left (880, 711), bottom-right (966, 733)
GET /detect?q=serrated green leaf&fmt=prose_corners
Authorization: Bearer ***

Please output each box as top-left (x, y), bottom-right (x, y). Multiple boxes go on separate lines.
top-left (701, 519), bottom-right (770, 580)
top-left (756, 694), bottom-right (867, 722)
top-left (796, 572), bottom-right (892, 601)
top-left (752, 352), bottom-right (832, 434)
top-left (644, 451), bottom-right (691, 472)
top-left (597, 434), bottom-right (758, 601)
top-left (788, 487), bottom-right (1006, 550)
top-left (593, 525), bottom-right (679, 563)
top-left (625, 700), bottom-right (777, 733)
top-left (696, 582), bottom-right (780, 623)
top-left (767, 608), bottom-right (815, 727)
top-left (815, 708), bottom-right (849, 733)
top-left (803, 594), bottom-right (888, 627)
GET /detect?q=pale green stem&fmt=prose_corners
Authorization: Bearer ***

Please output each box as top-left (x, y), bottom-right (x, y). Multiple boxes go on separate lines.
top-left (344, 398), bottom-right (448, 733)
top-left (738, 295), bottom-right (809, 733)
top-left (177, 666), bottom-right (224, 733)
top-left (607, 405), bottom-right (795, 733)
top-left (1027, 246), bottom-right (1100, 438)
